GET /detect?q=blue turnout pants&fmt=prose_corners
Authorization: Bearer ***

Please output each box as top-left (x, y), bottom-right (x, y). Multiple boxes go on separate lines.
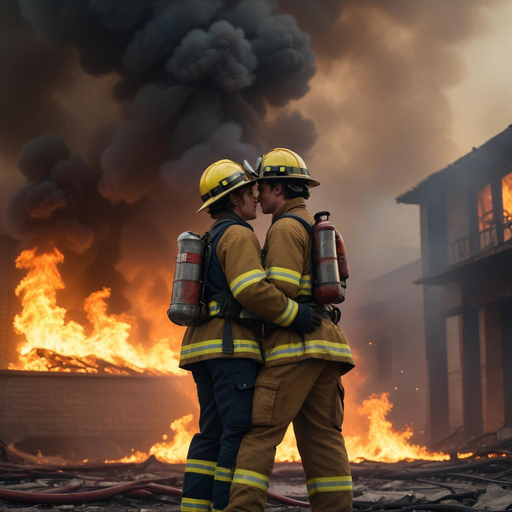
top-left (181, 358), bottom-right (259, 512)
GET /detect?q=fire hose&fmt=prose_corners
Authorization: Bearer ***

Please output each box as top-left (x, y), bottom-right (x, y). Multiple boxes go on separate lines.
top-left (0, 478), bottom-right (310, 507)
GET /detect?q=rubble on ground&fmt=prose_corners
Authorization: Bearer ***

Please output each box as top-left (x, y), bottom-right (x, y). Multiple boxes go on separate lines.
top-left (1, 439), bottom-right (511, 511)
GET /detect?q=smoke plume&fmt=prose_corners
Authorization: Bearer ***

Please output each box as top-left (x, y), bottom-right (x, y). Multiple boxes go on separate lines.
top-left (2, 0), bottom-right (323, 348)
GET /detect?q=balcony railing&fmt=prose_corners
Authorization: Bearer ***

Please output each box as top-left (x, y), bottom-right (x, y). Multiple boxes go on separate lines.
top-left (450, 220), bottom-right (512, 264)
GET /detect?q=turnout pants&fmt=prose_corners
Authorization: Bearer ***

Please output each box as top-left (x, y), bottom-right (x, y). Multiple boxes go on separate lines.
top-left (181, 358), bottom-right (259, 512)
top-left (225, 359), bottom-right (352, 512)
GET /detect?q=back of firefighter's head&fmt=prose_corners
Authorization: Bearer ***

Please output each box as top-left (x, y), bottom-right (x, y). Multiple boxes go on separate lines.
top-left (255, 148), bottom-right (319, 214)
top-left (197, 159), bottom-right (258, 220)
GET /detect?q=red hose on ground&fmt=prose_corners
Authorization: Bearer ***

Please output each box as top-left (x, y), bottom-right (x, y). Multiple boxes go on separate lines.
top-left (267, 489), bottom-right (310, 507)
top-left (0, 479), bottom-right (151, 504)
top-left (0, 480), bottom-right (310, 507)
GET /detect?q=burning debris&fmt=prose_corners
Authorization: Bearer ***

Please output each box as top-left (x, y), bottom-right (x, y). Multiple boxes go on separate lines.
top-left (10, 247), bottom-right (183, 375)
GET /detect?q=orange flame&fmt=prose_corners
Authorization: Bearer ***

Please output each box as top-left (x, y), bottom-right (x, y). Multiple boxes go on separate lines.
top-left (503, 172), bottom-right (512, 241)
top-left (107, 414), bottom-right (195, 464)
top-left (345, 393), bottom-right (449, 462)
top-left (109, 394), bottom-right (451, 464)
top-left (10, 248), bottom-right (184, 375)
top-left (11, 248), bottom-right (456, 465)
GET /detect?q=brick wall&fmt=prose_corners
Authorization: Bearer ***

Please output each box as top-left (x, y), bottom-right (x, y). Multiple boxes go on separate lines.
top-left (0, 370), bottom-right (194, 461)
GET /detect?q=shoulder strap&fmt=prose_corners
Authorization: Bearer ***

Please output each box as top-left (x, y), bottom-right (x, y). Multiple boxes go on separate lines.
top-left (277, 213), bottom-right (313, 235)
top-left (207, 218), bottom-right (238, 241)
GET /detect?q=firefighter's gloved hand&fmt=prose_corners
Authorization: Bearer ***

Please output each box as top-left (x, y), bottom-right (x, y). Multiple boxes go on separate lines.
top-left (290, 303), bottom-right (322, 333)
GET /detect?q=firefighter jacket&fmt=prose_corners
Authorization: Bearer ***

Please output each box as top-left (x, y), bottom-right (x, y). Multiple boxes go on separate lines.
top-left (179, 215), bottom-right (304, 369)
top-left (262, 198), bottom-right (356, 374)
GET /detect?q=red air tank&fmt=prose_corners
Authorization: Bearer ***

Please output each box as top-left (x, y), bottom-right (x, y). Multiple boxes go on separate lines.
top-left (335, 229), bottom-right (349, 302)
top-left (313, 211), bottom-right (346, 304)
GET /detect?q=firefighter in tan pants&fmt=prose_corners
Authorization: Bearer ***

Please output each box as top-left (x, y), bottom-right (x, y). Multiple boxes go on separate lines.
top-left (225, 149), bottom-right (356, 512)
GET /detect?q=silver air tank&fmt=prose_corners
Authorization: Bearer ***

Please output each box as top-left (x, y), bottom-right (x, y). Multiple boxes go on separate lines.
top-left (168, 231), bottom-right (206, 326)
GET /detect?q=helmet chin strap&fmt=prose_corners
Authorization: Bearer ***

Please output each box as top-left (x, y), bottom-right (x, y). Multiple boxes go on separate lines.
top-left (283, 181), bottom-right (309, 194)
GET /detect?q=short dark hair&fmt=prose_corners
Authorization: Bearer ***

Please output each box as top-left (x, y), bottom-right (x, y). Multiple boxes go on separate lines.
top-left (267, 179), bottom-right (310, 200)
top-left (207, 186), bottom-right (246, 218)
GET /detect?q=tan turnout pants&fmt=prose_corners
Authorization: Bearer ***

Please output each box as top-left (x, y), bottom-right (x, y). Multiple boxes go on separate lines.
top-left (225, 358), bottom-right (352, 512)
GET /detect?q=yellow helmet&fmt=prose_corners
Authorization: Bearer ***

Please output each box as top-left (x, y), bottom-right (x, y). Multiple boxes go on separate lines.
top-left (197, 159), bottom-right (258, 213)
top-left (255, 148), bottom-right (320, 187)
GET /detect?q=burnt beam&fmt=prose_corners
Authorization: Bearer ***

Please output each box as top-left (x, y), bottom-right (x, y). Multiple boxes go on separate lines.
top-left (461, 298), bottom-right (483, 439)
top-left (501, 298), bottom-right (512, 426)
top-left (423, 286), bottom-right (450, 444)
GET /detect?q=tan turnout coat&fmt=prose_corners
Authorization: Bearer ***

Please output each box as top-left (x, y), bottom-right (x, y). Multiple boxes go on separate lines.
top-left (261, 198), bottom-right (355, 374)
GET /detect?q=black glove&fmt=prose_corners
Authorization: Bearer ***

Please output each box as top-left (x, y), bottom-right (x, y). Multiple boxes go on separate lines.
top-left (289, 303), bottom-right (322, 334)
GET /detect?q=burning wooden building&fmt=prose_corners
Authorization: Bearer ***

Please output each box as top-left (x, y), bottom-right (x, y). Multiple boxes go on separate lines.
top-left (397, 125), bottom-right (512, 446)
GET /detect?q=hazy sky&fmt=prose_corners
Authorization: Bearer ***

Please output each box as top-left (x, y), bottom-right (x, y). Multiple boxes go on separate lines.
top-left (286, 0), bottom-right (512, 281)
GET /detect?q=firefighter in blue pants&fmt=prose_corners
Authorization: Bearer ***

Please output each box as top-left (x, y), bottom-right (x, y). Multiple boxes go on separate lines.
top-left (175, 159), bottom-right (321, 512)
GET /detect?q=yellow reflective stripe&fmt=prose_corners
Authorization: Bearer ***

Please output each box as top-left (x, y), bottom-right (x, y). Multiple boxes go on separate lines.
top-left (232, 469), bottom-right (270, 492)
top-left (273, 298), bottom-right (298, 327)
top-left (266, 266), bottom-right (301, 286)
top-left (230, 269), bottom-right (266, 298)
top-left (181, 497), bottom-right (211, 511)
top-left (297, 274), bottom-right (312, 296)
top-left (265, 340), bottom-right (353, 362)
top-left (180, 339), bottom-right (262, 361)
top-left (185, 458), bottom-right (216, 476)
top-left (215, 465), bottom-right (233, 482)
top-left (306, 476), bottom-right (352, 496)
top-left (208, 301), bottom-right (220, 317)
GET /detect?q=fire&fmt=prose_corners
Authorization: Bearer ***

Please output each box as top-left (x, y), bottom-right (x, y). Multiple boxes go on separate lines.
top-left (10, 248), bottom-right (184, 375)
top-left (503, 171), bottom-right (512, 241)
top-left (10, 248), bottom-right (452, 465)
top-left (275, 426), bottom-right (301, 462)
top-left (345, 393), bottom-right (449, 462)
top-left (108, 414), bottom-right (195, 464)
top-left (477, 183), bottom-right (494, 232)
top-left (110, 393), bottom-right (450, 465)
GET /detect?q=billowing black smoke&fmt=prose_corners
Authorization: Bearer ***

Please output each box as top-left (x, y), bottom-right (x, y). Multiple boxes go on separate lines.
top-left (3, 0), bottom-right (321, 338)
top-left (14, 0), bottom-right (317, 207)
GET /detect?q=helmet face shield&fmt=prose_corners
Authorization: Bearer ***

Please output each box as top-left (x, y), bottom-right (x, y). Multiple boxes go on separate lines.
top-left (241, 159), bottom-right (258, 180)
top-left (254, 155), bottom-right (264, 174)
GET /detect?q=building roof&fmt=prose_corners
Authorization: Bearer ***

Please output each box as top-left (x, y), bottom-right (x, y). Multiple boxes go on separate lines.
top-left (396, 124), bottom-right (512, 205)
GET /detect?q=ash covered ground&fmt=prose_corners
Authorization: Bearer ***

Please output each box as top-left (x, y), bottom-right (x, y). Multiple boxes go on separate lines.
top-left (2, 444), bottom-right (512, 512)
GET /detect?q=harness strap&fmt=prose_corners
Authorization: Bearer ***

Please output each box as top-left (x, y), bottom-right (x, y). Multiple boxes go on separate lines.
top-left (277, 213), bottom-right (313, 235)
top-left (203, 217), bottom-right (247, 355)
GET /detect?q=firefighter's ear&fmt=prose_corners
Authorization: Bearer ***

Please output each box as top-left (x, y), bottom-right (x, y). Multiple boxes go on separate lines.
top-left (274, 182), bottom-right (284, 197)
top-left (229, 191), bottom-right (240, 207)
